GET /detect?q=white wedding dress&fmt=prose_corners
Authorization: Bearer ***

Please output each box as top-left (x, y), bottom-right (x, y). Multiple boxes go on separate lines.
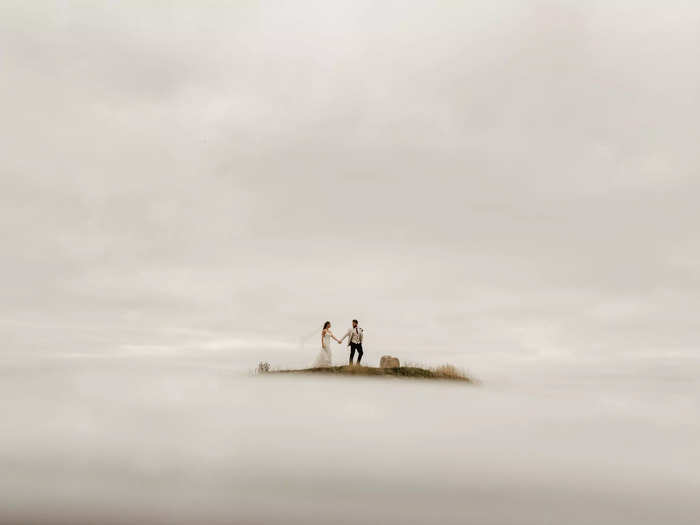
top-left (313, 331), bottom-right (333, 367)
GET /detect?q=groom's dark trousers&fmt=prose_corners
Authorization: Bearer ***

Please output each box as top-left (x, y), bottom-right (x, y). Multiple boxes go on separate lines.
top-left (349, 343), bottom-right (363, 364)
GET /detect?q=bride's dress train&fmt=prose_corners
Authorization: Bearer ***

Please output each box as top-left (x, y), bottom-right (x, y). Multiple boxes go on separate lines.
top-left (313, 331), bottom-right (333, 367)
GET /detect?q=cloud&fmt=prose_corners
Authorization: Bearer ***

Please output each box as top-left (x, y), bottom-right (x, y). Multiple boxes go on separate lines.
top-left (1, 1), bottom-right (699, 361)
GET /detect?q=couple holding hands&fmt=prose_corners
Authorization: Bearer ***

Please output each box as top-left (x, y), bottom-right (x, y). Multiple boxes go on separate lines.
top-left (314, 319), bottom-right (364, 368)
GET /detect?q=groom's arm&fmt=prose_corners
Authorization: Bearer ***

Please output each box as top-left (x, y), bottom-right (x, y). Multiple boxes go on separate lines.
top-left (338, 329), bottom-right (349, 343)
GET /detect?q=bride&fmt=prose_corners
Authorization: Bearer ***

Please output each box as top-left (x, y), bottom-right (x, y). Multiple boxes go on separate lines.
top-left (314, 321), bottom-right (341, 367)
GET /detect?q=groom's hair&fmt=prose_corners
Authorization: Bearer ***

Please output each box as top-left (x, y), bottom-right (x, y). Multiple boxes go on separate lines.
top-left (352, 319), bottom-right (358, 324)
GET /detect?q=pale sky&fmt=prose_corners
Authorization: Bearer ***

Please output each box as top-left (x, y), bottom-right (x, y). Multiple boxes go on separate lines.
top-left (1, 1), bottom-right (699, 364)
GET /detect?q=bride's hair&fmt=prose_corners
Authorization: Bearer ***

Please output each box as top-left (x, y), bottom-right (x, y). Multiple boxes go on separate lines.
top-left (323, 321), bottom-right (331, 330)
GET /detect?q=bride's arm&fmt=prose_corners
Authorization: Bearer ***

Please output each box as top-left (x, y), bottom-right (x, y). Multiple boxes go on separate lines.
top-left (330, 330), bottom-right (341, 343)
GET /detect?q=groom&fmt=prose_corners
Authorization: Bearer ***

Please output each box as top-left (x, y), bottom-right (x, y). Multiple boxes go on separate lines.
top-left (339, 319), bottom-right (364, 365)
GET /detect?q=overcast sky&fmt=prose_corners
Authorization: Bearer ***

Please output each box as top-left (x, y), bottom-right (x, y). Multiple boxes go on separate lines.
top-left (1, 1), bottom-right (699, 364)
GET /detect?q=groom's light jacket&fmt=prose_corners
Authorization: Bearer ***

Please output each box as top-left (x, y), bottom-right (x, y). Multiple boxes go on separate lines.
top-left (341, 326), bottom-right (364, 346)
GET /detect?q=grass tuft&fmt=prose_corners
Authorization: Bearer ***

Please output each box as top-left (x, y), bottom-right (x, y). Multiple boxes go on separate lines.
top-left (256, 361), bottom-right (271, 374)
top-left (433, 364), bottom-right (468, 379)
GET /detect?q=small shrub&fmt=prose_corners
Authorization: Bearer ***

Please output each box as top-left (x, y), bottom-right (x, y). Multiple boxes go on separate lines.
top-left (257, 361), bottom-right (271, 374)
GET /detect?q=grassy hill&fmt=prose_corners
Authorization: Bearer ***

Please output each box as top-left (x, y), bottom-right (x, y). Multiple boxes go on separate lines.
top-left (258, 363), bottom-right (474, 383)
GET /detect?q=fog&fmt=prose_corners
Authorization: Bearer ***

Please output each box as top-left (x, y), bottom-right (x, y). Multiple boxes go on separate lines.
top-left (2, 1), bottom-right (700, 523)
top-left (2, 353), bottom-right (699, 524)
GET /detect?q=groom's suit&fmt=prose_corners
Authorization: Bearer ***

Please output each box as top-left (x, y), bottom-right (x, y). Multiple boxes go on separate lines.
top-left (341, 326), bottom-right (364, 365)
